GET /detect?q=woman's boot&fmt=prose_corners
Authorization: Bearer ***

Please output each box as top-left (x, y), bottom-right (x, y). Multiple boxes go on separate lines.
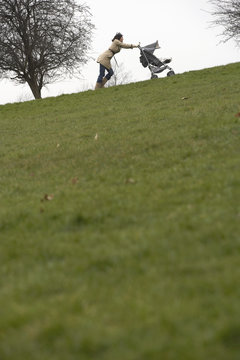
top-left (101, 77), bottom-right (108, 87)
top-left (95, 82), bottom-right (102, 90)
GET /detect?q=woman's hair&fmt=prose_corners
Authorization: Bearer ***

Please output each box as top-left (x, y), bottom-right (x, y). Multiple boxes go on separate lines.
top-left (112, 32), bottom-right (123, 41)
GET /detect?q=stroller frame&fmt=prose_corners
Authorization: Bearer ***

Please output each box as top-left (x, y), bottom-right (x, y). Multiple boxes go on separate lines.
top-left (139, 42), bottom-right (175, 79)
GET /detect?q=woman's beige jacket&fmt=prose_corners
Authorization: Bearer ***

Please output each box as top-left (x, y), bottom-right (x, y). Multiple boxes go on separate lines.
top-left (97, 39), bottom-right (138, 69)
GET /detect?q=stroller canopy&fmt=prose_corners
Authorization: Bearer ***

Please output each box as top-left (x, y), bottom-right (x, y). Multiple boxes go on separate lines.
top-left (141, 40), bottom-right (160, 54)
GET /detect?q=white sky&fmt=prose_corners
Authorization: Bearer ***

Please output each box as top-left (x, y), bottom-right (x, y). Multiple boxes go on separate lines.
top-left (0, 0), bottom-right (239, 104)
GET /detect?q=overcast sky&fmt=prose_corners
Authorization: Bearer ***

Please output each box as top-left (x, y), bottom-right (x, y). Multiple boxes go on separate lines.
top-left (0, 0), bottom-right (239, 105)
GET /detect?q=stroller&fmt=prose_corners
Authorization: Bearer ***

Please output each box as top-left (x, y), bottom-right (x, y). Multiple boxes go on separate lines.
top-left (139, 40), bottom-right (175, 79)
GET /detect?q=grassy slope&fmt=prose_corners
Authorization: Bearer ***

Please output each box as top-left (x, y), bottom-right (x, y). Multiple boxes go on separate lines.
top-left (0, 63), bottom-right (239, 359)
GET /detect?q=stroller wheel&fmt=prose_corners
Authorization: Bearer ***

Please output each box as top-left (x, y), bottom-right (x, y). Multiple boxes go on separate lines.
top-left (167, 70), bottom-right (175, 77)
top-left (151, 74), bottom-right (158, 79)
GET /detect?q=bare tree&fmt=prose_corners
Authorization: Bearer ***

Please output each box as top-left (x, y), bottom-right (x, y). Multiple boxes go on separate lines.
top-left (209, 0), bottom-right (240, 46)
top-left (107, 62), bottom-right (133, 87)
top-left (0, 0), bottom-right (94, 99)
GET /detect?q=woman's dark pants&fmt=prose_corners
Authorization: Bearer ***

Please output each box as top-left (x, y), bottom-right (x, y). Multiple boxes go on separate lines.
top-left (97, 64), bottom-right (114, 83)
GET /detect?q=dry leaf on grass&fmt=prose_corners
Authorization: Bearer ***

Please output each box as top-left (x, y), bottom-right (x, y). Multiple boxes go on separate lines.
top-left (125, 178), bottom-right (136, 184)
top-left (234, 112), bottom-right (240, 118)
top-left (71, 177), bottom-right (78, 185)
top-left (41, 194), bottom-right (54, 202)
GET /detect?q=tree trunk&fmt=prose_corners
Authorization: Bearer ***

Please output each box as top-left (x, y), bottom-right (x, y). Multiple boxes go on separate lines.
top-left (27, 78), bottom-right (42, 99)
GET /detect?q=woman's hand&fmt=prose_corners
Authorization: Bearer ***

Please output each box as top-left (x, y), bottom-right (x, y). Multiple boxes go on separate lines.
top-left (133, 42), bottom-right (140, 48)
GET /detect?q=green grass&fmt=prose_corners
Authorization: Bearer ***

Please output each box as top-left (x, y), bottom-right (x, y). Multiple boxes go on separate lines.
top-left (0, 62), bottom-right (240, 359)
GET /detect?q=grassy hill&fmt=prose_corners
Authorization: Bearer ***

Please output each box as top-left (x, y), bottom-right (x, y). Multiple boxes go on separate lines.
top-left (0, 62), bottom-right (239, 360)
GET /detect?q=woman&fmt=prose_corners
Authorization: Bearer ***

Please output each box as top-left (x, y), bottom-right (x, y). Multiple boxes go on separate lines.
top-left (95, 33), bottom-right (139, 89)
